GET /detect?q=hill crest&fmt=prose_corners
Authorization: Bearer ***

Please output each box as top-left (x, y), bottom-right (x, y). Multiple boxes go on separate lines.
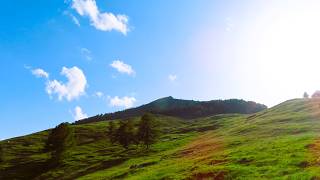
top-left (75, 96), bottom-right (267, 124)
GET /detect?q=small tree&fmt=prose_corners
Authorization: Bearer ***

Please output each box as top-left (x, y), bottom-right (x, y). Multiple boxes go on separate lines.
top-left (45, 122), bottom-right (75, 165)
top-left (137, 113), bottom-right (159, 149)
top-left (107, 121), bottom-right (116, 144)
top-left (303, 92), bottom-right (309, 98)
top-left (115, 120), bottom-right (135, 149)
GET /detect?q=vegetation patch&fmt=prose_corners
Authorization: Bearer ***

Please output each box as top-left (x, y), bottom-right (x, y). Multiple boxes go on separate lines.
top-left (4, 99), bottom-right (320, 179)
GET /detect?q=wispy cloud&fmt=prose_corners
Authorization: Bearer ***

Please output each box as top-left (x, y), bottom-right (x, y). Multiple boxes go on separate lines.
top-left (73, 106), bottom-right (88, 120)
top-left (31, 68), bottom-right (49, 79)
top-left (81, 47), bottom-right (92, 61)
top-left (64, 11), bottom-right (80, 26)
top-left (110, 60), bottom-right (135, 75)
top-left (168, 74), bottom-right (177, 82)
top-left (94, 91), bottom-right (104, 98)
top-left (70, 14), bottom-right (80, 26)
top-left (109, 96), bottom-right (136, 108)
top-left (71, 0), bottom-right (129, 34)
top-left (46, 66), bottom-right (87, 101)
top-left (225, 17), bottom-right (234, 32)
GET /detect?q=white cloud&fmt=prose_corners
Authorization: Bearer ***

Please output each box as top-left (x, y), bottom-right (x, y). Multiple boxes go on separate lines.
top-left (94, 91), bottom-right (104, 98)
top-left (71, 0), bottom-right (129, 34)
top-left (46, 66), bottom-right (87, 101)
top-left (110, 96), bottom-right (136, 108)
top-left (73, 106), bottom-right (88, 120)
top-left (32, 68), bottom-right (49, 79)
top-left (110, 60), bottom-right (135, 75)
top-left (168, 74), bottom-right (177, 82)
top-left (81, 47), bottom-right (92, 61)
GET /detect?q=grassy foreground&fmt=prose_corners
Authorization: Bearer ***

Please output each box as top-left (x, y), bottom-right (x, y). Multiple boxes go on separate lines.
top-left (2, 98), bottom-right (320, 179)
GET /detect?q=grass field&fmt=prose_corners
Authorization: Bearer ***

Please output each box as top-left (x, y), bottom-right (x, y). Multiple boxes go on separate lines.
top-left (2, 98), bottom-right (320, 179)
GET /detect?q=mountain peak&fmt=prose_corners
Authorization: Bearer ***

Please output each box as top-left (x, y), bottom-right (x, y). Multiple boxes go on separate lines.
top-left (149, 96), bottom-right (176, 110)
top-left (153, 96), bottom-right (174, 102)
top-left (159, 96), bottom-right (174, 100)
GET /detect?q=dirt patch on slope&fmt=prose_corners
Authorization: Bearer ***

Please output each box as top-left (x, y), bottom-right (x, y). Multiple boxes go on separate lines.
top-left (306, 139), bottom-right (320, 180)
top-left (308, 139), bottom-right (320, 166)
top-left (189, 171), bottom-right (226, 180)
top-left (179, 132), bottom-right (224, 160)
top-left (178, 132), bottom-right (227, 179)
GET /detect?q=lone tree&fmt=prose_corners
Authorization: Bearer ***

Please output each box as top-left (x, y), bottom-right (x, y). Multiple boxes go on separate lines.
top-left (107, 121), bottom-right (116, 144)
top-left (115, 120), bottom-right (135, 149)
top-left (137, 113), bottom-right (159, 149)
top-left (45, 122), bottom-right (75, 165)
top-left (303, 92), bottom-right (309, 98)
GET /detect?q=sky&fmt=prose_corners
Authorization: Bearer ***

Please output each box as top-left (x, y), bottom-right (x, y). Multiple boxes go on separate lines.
top-left (2, 0), bottom-right (320, 139)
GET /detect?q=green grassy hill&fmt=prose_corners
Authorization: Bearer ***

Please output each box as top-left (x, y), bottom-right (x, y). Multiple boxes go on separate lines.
top-left (2, 98), bottom-right (320, 179)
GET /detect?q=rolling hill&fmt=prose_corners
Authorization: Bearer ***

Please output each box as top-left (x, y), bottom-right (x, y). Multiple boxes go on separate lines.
top-left (2, 98), bottom-right (320, 179)
top-left (75, 96), bottom-right (267, 124)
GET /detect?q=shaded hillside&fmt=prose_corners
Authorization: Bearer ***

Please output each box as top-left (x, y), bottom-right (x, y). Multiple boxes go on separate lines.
top-left (75, 96), bottom-right (267, 124)
top-left (4, 98), bottom-right (320, 179)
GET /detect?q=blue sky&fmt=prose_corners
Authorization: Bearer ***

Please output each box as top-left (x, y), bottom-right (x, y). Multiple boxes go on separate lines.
top-left (2, 0), bottom-right (320, 139)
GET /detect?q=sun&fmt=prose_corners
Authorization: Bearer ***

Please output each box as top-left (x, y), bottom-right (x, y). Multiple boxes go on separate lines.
top-left (242, 1), bottom-right (320, 104)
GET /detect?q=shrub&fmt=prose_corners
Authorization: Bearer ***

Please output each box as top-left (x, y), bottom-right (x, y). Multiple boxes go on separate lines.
top-left (0, 144), bottom-right (4, 162)
top-left (312, 91), bottom-right (320, 98)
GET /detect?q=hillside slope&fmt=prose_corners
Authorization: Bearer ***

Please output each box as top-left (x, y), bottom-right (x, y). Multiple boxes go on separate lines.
top-left (2, 98), bottom-right (320, 179)
top-left (75, 96), bottom-right (267, 124)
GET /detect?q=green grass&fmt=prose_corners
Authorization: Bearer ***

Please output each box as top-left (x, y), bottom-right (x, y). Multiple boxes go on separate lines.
top-left (2, 98), bottom-right (320, 179)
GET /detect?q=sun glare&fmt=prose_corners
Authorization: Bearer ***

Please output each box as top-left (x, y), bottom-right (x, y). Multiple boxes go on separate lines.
top-left (246, 1), bottom-right (320, 104)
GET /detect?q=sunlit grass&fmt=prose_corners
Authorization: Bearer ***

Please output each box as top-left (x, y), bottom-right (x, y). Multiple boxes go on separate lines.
top-left (3, 99), bottom-right (320, 179)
